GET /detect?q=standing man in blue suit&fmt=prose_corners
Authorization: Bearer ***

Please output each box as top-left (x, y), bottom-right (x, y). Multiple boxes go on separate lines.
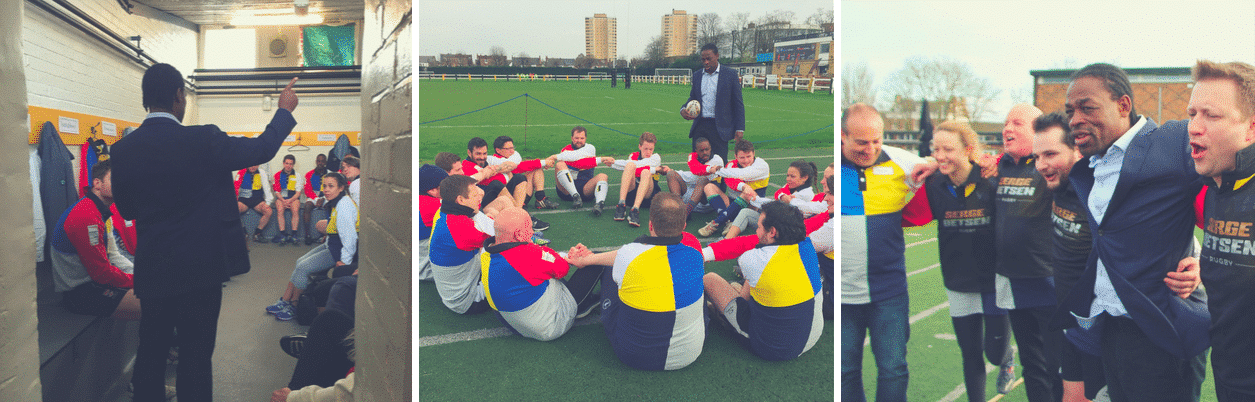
top-left (112, 63), bottom-right (300, 402)
top-left (681, 43), bottom-right (745, 165)
top-left (1060, 63), bottom-right (1208, 402)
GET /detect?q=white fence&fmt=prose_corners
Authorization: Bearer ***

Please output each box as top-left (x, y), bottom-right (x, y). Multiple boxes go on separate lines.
top-left (417, 72), bottom-right (833, 93)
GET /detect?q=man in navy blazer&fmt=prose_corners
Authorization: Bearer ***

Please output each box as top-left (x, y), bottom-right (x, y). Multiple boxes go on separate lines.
top-left (111, 63), bottom-right (300, 402)
top-left (682, 43), bottom-right (745, 165)
top-left (1059, 63), bottom-right (1208, 402)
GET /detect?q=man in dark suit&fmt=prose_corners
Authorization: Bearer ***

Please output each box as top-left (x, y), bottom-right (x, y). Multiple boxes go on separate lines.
top-left (111, 63), bottom-right (300, 402)
top-left (682, 43), bottom-right (745, 165)
top-left (1059, 63), bottom-right (1208, 402)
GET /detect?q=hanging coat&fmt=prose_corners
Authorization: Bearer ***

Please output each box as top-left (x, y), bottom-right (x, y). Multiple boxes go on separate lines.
top-left (39, 121), bottom-right (78, 261)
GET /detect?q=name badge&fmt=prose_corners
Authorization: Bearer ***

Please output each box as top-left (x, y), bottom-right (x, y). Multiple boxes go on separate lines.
top-left (872, 166), bottom-right (893, 175)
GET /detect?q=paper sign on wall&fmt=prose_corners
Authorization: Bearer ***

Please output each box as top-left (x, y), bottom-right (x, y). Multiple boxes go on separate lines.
top-left (286, 135), bottom-right (296, 142)
top-left (59, 116), bottom-right (79, 134)
top-left (101, 121), bottom-right (117, 137)
top-left (318, 134), bottom-right (336, 142)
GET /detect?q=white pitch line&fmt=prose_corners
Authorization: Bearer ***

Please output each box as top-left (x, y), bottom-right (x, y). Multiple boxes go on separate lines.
top-left (864, 301), bottom-right (950, 347)
top-left (420, 118), bottom-right (815, 129)
top-left (908, 263), bottom-right (940, 277)
top-left (907, 238), bottom-right (939, 248)
top-left (419, 316), bottom-right (601, 347)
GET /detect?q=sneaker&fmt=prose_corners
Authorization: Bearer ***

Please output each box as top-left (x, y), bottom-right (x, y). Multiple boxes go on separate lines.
top-left (126, 383), bottom-right (178, 400)
top-left (274, 302), bottom-right (296, 321)
top-left (535, 197), bottom-right (559, 210)
top-left (271, 233), bottom-right (285, 244)
top-left (722, 224), bottom-right (733, 236)
top-left (280, 333), bottom-right (307, 358)
top-left (697, 221), bottom-right (721, 237)
top-left (693, 203), bottom-right (715, 214)
top-left (531, 217), bottom-right (550, 231)
top-left (613, 204), bottom-right (627, 221)
top-left (531, 231), bottom-right (551, 246)
top-left (627, 208), bottom-right (640, 227)
top-left (575, 293), bottom-right (601, 318)
top-left (265, 299), bottom-right (290, 315)
top-left (304, 236), bottom-right (315, 246)
top-left (252, 232), bottom-right (268, 243)
top-left (571, 196), bottom-right (583, 209)
top-left (592, 201), bottom-right (604, 217)
top-left (997, 361), bottom-right (1017, 394)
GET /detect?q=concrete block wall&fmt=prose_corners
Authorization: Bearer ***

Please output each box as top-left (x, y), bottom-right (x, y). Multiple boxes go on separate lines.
top-left (357, 0), bottom-right (412, 400)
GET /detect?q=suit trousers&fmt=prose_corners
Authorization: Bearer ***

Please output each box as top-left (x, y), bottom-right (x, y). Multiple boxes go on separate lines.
top-left (1008, 306), bottom-right (1063, 402)
top-left (691, 118), bottom-right (729, 166)
top-left (288, 308), bottom-right (354, 390)
top-left (132, 285), bottom-right (223, 402)
top-left (1100, 315), bottom-right (1206, 402)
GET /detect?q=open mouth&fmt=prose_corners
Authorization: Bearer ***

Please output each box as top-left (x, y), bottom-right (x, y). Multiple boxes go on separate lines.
top-left (1191, 142), bottom-right (1207, 160)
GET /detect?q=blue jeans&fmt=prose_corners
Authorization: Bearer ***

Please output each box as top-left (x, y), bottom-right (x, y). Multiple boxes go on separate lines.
top-left (842, 292), bottom-right (909, 402)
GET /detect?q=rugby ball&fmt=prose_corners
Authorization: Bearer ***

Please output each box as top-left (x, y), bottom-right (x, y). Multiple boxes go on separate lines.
top-left (684, 100), bottom-right (701, 117)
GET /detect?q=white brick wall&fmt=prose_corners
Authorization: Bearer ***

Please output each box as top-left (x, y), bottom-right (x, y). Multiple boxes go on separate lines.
top-left (198, 95), bottom-right (362, 173)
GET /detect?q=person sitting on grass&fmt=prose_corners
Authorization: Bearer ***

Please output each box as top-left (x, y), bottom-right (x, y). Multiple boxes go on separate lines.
top-left (265, 172), bottom-right (357, 321)
top-left (481, 207), bottom-right (604, 341)
top-left (697, 139), bottom-right (770, 237)
top-left (272, 154), bottom-right (305, 245)
top-left (722, 160), bottom-right (826, 240)
top-left (607, 132), bottom-right (670, 227)
top-left (488, 135), bottom-right (560, 210)
top-left (51, 159), bottom-right (142, 321)
top-left (419, 164), bottom-right (448, 282)
top-left (429, 174), bottom-right (495, 315)
top-left (566, 192), bottom-right (705, 370)
top-left (236, 164), bottom-right (274, 242)
top-left (665, 136), bottom-right (724, 220)
top-left (462, 137), bottom-right (549, 230)
top-left (553, 126), bottom-right (613, 216)
top-left (701, 201), bottom-right (824, 361)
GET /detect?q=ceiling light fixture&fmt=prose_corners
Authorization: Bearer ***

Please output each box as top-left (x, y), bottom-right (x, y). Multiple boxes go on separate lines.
top-left (231, 10), bottom-right (322, 26)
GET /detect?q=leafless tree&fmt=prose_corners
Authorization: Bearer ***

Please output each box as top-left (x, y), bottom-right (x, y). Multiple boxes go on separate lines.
top-left (697, 13), bottom-right (724, 52)
top-left (724, 12), bottom-right (752, 62)
top-left (640, 35), bottom-right (667, 68)
top-left (842, 62), bottom-right (877, 110)
top-left (885, 56), bottom-right (1003, 123)
top-left (489, 46), bottom-right (508, 67)
top-left (805, 7), bottom-right (834, 27)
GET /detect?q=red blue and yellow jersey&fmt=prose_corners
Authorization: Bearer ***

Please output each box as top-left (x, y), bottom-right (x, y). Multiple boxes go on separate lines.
top-left (737, 238), bottom-right (824, 360)
top-left (841, 145), bottom-right (930, 304)
top-left (481, 242), bottom-right (570, 313)
top-left (602, 233), bottom-right (706, 371)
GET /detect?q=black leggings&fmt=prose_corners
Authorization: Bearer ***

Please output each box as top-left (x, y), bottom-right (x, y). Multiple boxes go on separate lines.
top-left (288, 309), bottom-right (354, 390)
top-left (952, 313), bottom-right (1013, 402)
top-left (563, 265), bottom-right (606, 306)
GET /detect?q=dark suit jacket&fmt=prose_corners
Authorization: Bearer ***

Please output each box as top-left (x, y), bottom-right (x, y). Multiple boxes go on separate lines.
top-left (111, 109), bottom-right (296, 299)
top-left (1057, 117), bottom-right (1210, 360)
top-left (686, 65), bottom-right (745, 141)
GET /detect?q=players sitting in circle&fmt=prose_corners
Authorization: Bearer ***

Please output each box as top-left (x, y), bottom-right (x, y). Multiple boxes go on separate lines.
top-left (265, 172), bottom-right (357, 321)
top-left (271, 154), bottom-right (304, 245)
top-left (418, 164), bottom-right (448, 282)
top-left (723, 160), bottom-right (825, 240)
top-left (698, 139), bottom-right (770, 237)
top-left (488, 135), bottom-right (559, 210)
top-left (462, 137), bottom-right (549, 231)
top-left (702, 201), bottom-right (824, 361)
top-left (666, 136), bottom-right (724, 220)
top-left (566, 193), bottom-right (706, 370)
top-left (236, 164), bottom-right (274, 242)
top-left (480, 207), bottom-right (604, 341)
top-left (553, 126), bottom-right (612, 215)
top-left (608, 132), bottom-right (669, 227)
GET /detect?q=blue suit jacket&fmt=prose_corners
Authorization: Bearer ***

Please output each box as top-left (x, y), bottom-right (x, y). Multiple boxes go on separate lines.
top-left (111, 109), bottom-right (295, 299)
top-left (1058, 118), bottom-right (1209, 360)
top-left (686, 65), bottom-right (745, 141)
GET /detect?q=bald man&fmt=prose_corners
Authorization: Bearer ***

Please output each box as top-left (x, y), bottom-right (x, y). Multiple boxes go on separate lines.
top-left (480, 208), bottom-right (603, 341)
top-left (841, 103), bottom-right (932, 401)
top-left (988, 104), bottom-right (1067, 401)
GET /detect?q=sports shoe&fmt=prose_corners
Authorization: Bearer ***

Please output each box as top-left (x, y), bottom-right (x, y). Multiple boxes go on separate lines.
top-left (126, 383), bottom-right (178, 400)
top-left (693, 203), bottom-right (715, 214)
top-left (697, 221), bottom-right (721, 237)
top-left (627, 208), bottom-right (641, 227)
top-left (614, 204), bottom-right (627, 221)
top-left (304, 235), bottom-right (315, 245)
top-left (252, 232), bottom-right (268, 243)
top-left (535, 197), bottom-right (559, 210)
top-left (265, 299), bottom-right (290, 315)
top-left (274, 302), bottom-right (296, 321)
top-left (280, 333), bottom-right (307, 358)
top-left (531, 231), bottom-right (551, 246)
top-left (592, 201), bottom-right (604, 217)
top-left (271, 233), bottom-right (285, 244)
top-left (571, 196), bottom-right (583, 209)
top-left (531, 217), bottom-right (550, 231)
top-left (997, 361), bottom-right (1017, 394)
top-left (722, 224), bottom-right (733, 236)
top-left (575, 293), bottom-right (601, 318)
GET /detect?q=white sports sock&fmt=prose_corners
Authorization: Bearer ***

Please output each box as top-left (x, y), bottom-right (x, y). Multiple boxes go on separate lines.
top-left (594, 181), bottom-right (608, 203)
top-left (556, 169), bottom-right (578, 195)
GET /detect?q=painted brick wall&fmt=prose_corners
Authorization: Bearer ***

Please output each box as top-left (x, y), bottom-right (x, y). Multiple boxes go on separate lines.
top-left (1035, 82), bottom-right (1193, 122)
top-left (198, 95), bottom-right (362, 172)
top-left (357, 0), bottom-right (412, 400)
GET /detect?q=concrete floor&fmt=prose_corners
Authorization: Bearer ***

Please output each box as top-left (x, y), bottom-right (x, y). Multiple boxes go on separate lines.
top-left (105, 240), bottom-right (318, 401)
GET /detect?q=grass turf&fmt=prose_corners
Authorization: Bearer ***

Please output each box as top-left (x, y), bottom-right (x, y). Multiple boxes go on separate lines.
top-left (852, 224), bottom-right (1219, 402)
top-left (417, 148), bottom-right (835, 400)
top-left (417, 79), bottom-right (834, 162)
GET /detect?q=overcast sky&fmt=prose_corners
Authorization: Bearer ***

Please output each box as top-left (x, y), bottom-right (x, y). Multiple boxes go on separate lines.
top-left (418, 0), bottom-right (833, 60)
top-left (842, 0), bottom-right (1255, 121)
